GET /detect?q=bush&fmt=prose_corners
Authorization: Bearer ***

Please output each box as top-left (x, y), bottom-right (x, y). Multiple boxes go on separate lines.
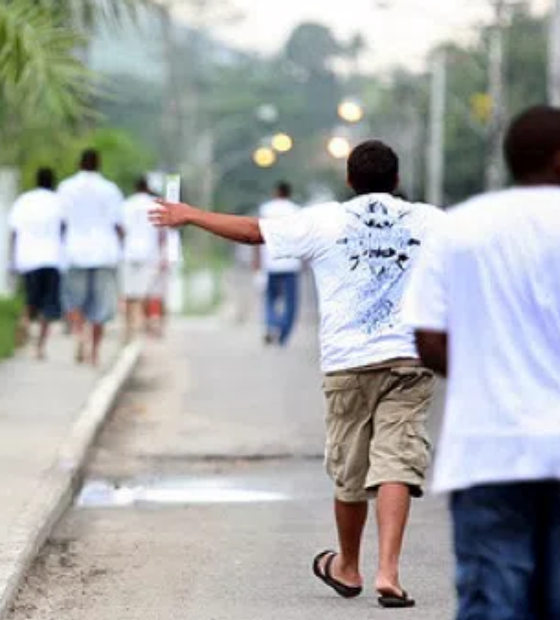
top-left (0, 296), bottom-right (23, 359)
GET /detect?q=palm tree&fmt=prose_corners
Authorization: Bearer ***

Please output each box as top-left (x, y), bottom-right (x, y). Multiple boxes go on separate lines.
top-left (0, 1), bottom-right (92, 123)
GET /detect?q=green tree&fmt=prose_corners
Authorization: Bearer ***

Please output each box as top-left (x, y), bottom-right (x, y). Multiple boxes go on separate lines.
top-left (0, 1), bottom-right (91, 127)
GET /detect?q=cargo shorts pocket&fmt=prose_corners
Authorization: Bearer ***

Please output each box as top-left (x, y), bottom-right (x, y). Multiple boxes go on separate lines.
top-left (388, 367), bottom-right (434, 478)
top-left (389, 367), bottom-right (435, 398)
top-left (325, 441), bottom-right (345, 487)
top-left (401, 419), bottom-right (431, 476)
top-left (323, 374), bottom-right (362, 417)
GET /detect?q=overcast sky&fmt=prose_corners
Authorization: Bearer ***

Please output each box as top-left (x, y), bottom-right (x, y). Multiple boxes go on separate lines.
top-left (209, 0), bottom-right (550, 71)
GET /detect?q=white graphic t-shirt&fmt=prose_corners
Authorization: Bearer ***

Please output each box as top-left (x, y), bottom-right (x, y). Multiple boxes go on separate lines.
top-left (260, 193), bottom-right (443, 372)
top-left (259, 198), bottom-right (302, 273)
top-left (9, 188), bottom-right (64, 273)
top-left (403, 187), bottom-right (560, 494)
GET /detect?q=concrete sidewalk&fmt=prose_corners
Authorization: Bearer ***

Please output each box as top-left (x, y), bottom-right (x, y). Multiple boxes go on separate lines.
top-left (0, 325), bottom-right (141, 617)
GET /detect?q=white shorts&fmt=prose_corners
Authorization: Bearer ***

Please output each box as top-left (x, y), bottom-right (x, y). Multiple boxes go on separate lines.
top-left (122, 262), bottom-right (160, 300)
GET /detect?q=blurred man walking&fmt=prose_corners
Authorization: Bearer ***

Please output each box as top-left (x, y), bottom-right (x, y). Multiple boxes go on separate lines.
top-left (9, 168), bottom-right (64, 360)
top-left (404, 105), bottom-right (560, 620)
top-left (150, 140), bottom-right (443, 607)
top-left (122, 177), bottom-right (167, 341)
top-left (58, 149), bottom-right (124, 366)
top-left (255, 182), bottom-right (301, 346)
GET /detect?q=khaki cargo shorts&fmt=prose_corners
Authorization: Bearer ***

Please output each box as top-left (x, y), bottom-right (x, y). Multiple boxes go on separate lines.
top-left (323, 362), bottom-right (435, 502)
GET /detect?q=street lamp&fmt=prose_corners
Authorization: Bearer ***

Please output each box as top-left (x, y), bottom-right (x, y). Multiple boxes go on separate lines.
top-left (271, 132), bottom-right (294, 153)
top-left (327, 136), bottom-right (352, 160)
top-left (253, 146), bottom-right (277, 168)
top-left (338, 99), bottom-right (365, 124)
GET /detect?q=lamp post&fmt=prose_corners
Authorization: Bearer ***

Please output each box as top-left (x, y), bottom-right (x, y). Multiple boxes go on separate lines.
top-left (337, 99), bottom-right (365, 124)
top-left (549, 0), bottom-right (560, 106)
top-left (327, 136), bottom-right (352, 160)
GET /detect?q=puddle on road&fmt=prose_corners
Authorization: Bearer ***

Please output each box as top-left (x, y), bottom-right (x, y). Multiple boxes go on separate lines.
top-left (77, 477), bottom-right (289, 508)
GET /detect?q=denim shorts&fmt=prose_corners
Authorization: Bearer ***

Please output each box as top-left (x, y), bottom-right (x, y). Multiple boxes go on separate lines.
top-left (23, 268), bottom-right (61, 321)
top-left (63, 267), bottom-right (118, 325)
top-left (451, 481), bottom-right (560, 620)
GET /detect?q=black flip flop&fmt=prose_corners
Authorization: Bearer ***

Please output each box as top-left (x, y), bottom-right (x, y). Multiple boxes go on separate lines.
top-left (312, 550), bottom-right (363, 599)
top-left (378, 590), bottom-right (416, 608)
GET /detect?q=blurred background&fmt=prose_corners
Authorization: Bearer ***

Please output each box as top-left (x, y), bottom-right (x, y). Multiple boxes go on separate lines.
top-left (0, 0), bottom-right (559, 320)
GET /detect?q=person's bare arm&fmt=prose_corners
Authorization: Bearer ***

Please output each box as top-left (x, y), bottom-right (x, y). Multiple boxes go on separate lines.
top-left (149, 199), bottom-right (264, 245)
top-left (115, 224), bottom-right (125, 243)
top-left (415, 330), bottom-right (448, 377)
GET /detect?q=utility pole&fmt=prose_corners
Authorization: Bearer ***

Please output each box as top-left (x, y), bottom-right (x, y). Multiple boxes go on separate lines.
top-left (549, 0), bottom-right (560, 106)
top-left (485, 0), bottom-right (507, 191)
top-left (157, 1), bottom-right (184, 173)
top-left (426, 48), bottom-right (447, 206)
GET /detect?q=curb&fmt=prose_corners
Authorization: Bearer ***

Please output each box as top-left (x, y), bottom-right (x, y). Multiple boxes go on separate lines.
top-left (0, 340), bottom-right (142, 619)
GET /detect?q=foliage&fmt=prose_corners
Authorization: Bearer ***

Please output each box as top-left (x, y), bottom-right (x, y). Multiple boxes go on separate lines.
top-left (0, 296), bottom-right (23, 360)
top-left (0, 1), bottom-right (93, 126)
top-left (20, 127), bottom-right (155, 194)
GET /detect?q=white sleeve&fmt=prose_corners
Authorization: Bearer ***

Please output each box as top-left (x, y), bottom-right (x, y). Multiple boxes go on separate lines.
top-left (402, 224), bottom-right (449, 332)
top-left (259, 206), bottom-right (322, 261)
top-left (8, 201), bottom-right (21, 231)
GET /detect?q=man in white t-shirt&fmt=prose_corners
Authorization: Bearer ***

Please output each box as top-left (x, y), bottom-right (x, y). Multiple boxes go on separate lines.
top-left (256, 181), bottom-right (301, 345)
top-left (150, 140), bottom-right (443, 607)
top-left (9, 168), bottom-right (64, 360)
top-left (58, 149), bottom-right (124, 366)
top-left (403, 105), bottom-right (560, 620)
top-left (122, 177), bottom-right (167, 340)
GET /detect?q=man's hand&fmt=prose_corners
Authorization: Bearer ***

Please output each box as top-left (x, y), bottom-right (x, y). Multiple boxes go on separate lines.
top-left (149, 199), bottom-right (192, 229)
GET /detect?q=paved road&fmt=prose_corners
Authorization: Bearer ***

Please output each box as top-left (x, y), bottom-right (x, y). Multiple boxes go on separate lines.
top-left (7, 284), bottom-right (455, 620)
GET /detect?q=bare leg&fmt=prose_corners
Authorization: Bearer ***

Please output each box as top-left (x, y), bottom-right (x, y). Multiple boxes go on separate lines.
top-left (36, 318), bottom-right (50, 360)
top-left (319, 499), bottom-right (367, 587)
top-left (91, 323), bottom-right (104, 367)
top-left (124, 299), bottom-right (137, 343)
top-left (68, 310), bottom-right (86, 363)
top-left (375, 483), bottom-right (411, 596)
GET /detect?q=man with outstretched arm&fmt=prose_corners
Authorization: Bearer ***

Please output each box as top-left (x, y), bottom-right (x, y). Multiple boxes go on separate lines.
top-left (150, 140), bottom-right (443, 608)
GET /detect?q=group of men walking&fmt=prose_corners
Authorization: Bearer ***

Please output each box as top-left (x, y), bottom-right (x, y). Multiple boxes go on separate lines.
top-left (9, 149), bottom-right (175, 364)
top-left (150, 104), bottom-right (560, 620)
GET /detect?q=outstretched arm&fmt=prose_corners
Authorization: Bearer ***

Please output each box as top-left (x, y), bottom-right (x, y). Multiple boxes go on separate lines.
top-left (149, 199), bottom-right (264, 245)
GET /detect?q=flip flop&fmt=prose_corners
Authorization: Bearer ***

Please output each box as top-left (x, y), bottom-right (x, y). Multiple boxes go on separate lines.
top-left (312, 550), bottom-right (363, 599)
top-left (378, 590), bottom-right (416, 608)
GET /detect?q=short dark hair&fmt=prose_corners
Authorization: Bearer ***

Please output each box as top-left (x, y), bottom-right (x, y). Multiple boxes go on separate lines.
top-left (504, 105), bottom-right (560, 182)
top-left (135, 176), bottom-right (150, 193)
top-left (80, 148), bottom-right (100, 171)
top-left (276, 181), bottom-right (292, 198)
top-left (347, 140), bottom-right (399, 195)
top-left (36, 167), bottom-right (55, 190)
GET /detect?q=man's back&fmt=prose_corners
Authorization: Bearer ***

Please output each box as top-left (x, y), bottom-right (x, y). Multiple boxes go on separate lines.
top-left (410, 186), bottom-right (560, 493)
top-left (58, 171), bottom-right (123, 268)
top-left (123, 192), bottom-right (160, 263)
top-left (9, 189), bottom-right (63, 273)
top-left (261, 193), bottom-right (442, 372)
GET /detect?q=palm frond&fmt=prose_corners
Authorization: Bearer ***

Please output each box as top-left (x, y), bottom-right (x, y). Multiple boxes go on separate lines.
top-left (32, 0), bottom-right (146, 30)
top-left (0, 1), bottom-right (95, 122)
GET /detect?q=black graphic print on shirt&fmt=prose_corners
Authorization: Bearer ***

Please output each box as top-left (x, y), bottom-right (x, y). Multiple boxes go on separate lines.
top-left (337, 200), bottom-right (421, 334)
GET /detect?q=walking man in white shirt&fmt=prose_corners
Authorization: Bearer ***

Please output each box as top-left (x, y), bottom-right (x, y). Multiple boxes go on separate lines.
top-left (122, 177), bottom-right (167, 341)
top-left (404, 105), bottom-right (560, 620)
top-left (58, 149), bottom-right (124, 366)
top-left (150, 140), bottom-right (443, 607)
top-left (256, 182), bottom-right (301, 346)
top-left (9, 168), bottom-right (64, 360)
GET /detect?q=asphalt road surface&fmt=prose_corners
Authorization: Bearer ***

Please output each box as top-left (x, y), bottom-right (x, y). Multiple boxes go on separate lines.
top-left (8, 281), bottom-right (454, 620)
